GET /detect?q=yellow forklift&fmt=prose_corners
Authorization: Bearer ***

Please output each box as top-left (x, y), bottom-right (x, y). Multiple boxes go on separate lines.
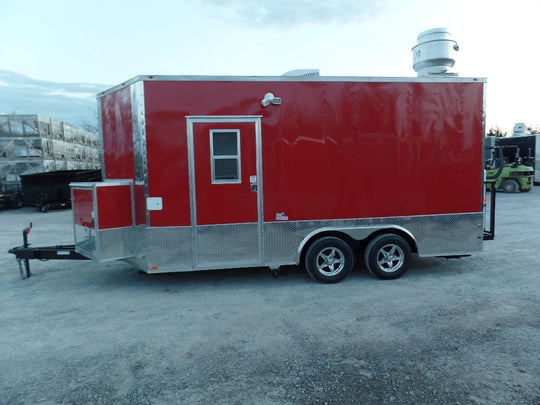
top-left (485, 145), bottom-right (534, 192)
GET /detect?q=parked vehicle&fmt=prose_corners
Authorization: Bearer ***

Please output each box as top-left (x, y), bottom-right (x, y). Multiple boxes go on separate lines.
top-left (495, 134), bottom-right (539, 184)
top-left (0, 181), bottom-right (22, 209)
top-left (485, 145), bottom-right (534, 192)
top-left (9, 70), bottom-right (496, 282)
top-left (62, 74), bottom-right (491, 283)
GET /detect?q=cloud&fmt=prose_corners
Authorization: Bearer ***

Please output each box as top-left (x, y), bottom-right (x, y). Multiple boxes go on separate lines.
top-left (43, 89), bottom-right (96, 100)
top-left (199, 0), bottom-right (386, 27)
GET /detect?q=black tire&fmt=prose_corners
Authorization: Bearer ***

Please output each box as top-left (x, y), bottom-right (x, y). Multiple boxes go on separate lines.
top-left (305, 236), bottom-right (354, 283)
top-left (501, 179), bottom-right (519, 193)
top-left (364, 234), bottom-right (411, 280)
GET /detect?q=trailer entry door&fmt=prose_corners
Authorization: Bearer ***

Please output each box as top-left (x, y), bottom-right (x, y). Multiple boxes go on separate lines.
top-left (187, 116), bottom-right (262, 268)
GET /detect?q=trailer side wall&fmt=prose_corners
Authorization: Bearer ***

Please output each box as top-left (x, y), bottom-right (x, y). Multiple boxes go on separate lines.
top-left (99, 87), bottom-right (135, 181)
top-left (90, 76), bottom-right (486, 272)
top-left (141, 80), bottom-right (484, 225)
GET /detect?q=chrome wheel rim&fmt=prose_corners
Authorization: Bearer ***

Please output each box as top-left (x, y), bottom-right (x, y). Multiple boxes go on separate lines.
top-left (376, 244), bottom-right (405, 273)
top-left (316, 247), bottom-right (345, 276)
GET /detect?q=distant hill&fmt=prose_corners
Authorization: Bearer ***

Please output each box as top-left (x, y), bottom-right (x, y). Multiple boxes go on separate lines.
top-left (0, 69), bottom-right (109, 131)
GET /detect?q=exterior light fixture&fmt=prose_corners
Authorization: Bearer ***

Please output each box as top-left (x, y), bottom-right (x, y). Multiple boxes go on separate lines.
top-left (261, 92), bottom-right (282, 107)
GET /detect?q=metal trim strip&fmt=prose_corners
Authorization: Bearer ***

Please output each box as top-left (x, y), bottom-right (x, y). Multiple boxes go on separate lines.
top-left (130, 81), bottom-right (149, 225)
top-left (186, 118), bottom-right (198, 268)
top-left (98, 76), bottom-right (487, 98)
top-left (93, 183), bottom-right (100, 260)
top-left (97, 98), bottom-right (106, 179)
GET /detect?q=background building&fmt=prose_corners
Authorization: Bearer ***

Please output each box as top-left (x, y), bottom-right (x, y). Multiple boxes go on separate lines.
top-left (0, 114), bottom-right (100, 184)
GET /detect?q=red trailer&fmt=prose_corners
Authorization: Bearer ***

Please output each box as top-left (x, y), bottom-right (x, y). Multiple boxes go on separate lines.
top-left (66, 74), bottom-right (490, 283)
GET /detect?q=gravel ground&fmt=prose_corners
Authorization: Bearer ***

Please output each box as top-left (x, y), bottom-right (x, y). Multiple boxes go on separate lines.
top-left (1, 189), bottom-right (539, 405)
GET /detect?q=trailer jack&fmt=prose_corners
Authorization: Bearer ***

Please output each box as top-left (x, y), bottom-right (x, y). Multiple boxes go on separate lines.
top-left (483, 181), bottom-right (496, 241)
top-left (8, 223), bottom-right (89, 279)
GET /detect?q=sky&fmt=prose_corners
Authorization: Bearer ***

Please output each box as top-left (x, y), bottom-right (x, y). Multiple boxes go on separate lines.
top-left (1, 0), bottom-right (538, 132)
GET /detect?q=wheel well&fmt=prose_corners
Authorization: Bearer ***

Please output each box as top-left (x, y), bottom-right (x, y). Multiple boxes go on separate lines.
top-left (299, 228), bottom-right (418, 265)
top-left (299, 231), bottom-right (357, 265)
top-left (360, 229), bottom-right (418, 255)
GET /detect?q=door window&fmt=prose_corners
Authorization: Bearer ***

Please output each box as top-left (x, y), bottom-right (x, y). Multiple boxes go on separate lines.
top-left (210, 130), bottom-right (241, 183)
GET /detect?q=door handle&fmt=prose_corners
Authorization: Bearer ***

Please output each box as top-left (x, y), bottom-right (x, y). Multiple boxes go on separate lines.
top-left (250, 183), bottom-right (258, 192)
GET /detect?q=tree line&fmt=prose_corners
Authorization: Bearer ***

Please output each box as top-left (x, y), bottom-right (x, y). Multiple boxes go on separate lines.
top-left (487, 125), bottom-right (540, 137)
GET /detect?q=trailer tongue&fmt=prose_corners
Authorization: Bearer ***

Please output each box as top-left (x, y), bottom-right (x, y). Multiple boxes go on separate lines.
top-left (8, 224), bottom-right (89, 279)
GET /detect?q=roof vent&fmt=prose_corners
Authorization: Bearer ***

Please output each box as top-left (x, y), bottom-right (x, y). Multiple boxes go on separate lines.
top-left (412, 28), bottom-right (459, 77)
top-left (282, 69), bottom-right (320, 78)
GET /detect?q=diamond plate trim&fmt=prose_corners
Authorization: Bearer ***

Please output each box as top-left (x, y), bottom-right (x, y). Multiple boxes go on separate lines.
top-left (83, 213), bottom-right (483, 272)
top-left (75, 225), bottom-right (137, 262)
top-left (263, 213), bottom-right (483, 266)
top-left (196, 223), bottom-right (260, 266)
top-left (74, 224), bottom-right (97, 260)
top-left (145, 226), bottom-right (193, 270)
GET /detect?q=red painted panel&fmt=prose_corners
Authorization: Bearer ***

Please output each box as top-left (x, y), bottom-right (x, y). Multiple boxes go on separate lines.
top-left (140, 79), bottom-right (484, 226)
top-left (72, 189), bottom-right (94, 228)
top-left (100, 87), bottom-right (135, 180)
top-left (134, 183), bottom-right (146, 225)
top-left (259, 81), bottom-right (485, 221)
top-left (143, 83), bottom-right (190, 226)
top-left (193, 122), bottom-right (257, 225)
top-left (96, 186), bottom-right (133, 229)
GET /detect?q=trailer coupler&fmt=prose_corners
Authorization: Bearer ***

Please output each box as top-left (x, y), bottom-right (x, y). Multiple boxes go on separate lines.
top-left (8, 224), bottom-right (89, 279)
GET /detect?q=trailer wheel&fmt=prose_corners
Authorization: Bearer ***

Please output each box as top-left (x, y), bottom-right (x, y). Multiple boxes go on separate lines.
top-left (501, 179), bottom-right (519, 193)
top-left (305, 237), bottom-right (353, 283)
top-left (364, 234), bottom-right (411, 280)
